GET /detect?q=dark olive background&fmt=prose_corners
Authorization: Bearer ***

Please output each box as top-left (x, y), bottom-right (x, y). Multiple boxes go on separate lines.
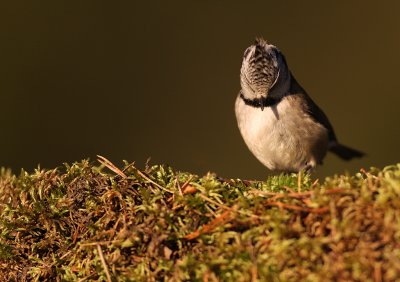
top-left (1, 1), bottom-right (399, 179)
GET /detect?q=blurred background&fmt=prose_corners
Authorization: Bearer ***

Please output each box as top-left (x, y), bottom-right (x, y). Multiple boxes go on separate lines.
top-left (0, 1), bottom-right (399, 179)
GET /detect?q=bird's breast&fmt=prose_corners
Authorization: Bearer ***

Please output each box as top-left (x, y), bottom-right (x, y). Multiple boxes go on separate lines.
top-left (235, 95), bottom-right (329, 171)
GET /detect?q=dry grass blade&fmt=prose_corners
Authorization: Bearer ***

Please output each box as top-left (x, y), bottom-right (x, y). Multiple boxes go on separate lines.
top-left (126, 162), bottom-right (174, 193)
top-left (298, 172), bottom-right (301, 193)
top-left (97, 244), bottom-right (112, 282)
top-left (97, 155), bottom-right (127, 178)
top-left (78, 273), bottom-right (97, 282)
top-left (198, 194), bottom-right (227, 209)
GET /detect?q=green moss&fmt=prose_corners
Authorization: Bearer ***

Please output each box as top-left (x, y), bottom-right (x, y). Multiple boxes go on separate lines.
top-left (0, 160), bottom-right (400, 281)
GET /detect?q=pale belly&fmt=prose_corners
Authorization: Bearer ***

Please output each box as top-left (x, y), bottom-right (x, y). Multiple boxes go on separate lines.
top-left (235, 96), bottom-right (329, 172)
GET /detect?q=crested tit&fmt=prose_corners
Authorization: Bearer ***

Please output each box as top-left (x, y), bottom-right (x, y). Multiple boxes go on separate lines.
top-left (235, 38), bottom-right (364, 172)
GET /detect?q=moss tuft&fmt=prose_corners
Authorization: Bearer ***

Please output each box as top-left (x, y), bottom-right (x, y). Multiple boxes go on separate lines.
top-left (1, 159), bottom-right (400, 281)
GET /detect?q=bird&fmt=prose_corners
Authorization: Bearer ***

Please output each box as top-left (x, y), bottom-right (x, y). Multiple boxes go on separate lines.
top-left (235, 38), bottom-right (364, 172)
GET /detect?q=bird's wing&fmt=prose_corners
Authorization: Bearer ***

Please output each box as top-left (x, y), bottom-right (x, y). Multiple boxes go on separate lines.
top-left (288, 74), bottom-right (364, 160)
top-left (304, 94), bottom-right (338, 142)
top-left (289, 75), bottom-right (338, 142)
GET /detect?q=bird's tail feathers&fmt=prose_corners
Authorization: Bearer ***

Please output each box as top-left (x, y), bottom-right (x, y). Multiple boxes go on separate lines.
top-left (329, 143), bottom-right (364, 160)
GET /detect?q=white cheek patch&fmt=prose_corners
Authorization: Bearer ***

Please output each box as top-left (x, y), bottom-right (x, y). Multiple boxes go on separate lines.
top-left (272, 53), bottom-right (279, 68)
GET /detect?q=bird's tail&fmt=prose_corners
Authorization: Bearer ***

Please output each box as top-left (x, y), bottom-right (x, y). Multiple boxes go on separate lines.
top-left (329, 143), bottom-right (364, 160)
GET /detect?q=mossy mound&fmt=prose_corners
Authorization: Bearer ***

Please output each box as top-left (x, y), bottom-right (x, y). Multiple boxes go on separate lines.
top-left (1, 159), bottom-right (400, 281)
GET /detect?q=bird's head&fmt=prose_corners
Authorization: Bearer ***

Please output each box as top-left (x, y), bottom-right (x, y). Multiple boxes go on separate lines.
top-left (240, 38), bottom-right (289, 101)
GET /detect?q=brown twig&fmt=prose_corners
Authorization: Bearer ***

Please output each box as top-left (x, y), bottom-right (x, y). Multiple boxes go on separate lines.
top-left (264, 201), bottom-right (329, 214)
top-left (252, 187), bottom-right (347, 199)
top-left (185, 205), bottom-right (238, 240)
top-left (282, 186), bottom-right (295, 193)
top-left (259, 188), bottom-right (347, 208)
top-left (374, 262), bottom-right (382, 282)
top-left (360, 168), bottom-right (379, 179)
